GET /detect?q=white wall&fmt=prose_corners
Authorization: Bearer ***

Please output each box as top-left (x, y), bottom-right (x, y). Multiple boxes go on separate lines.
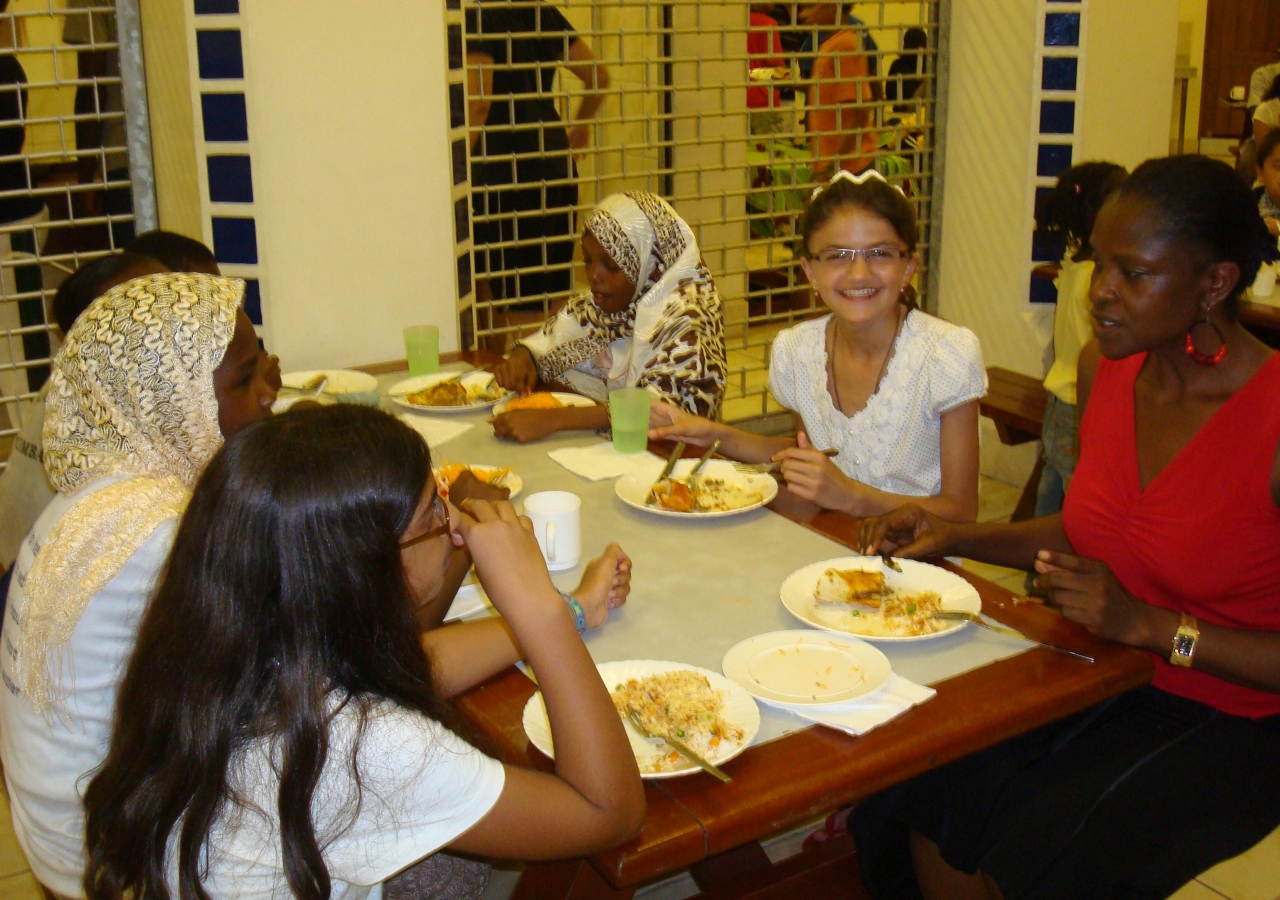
top-left (1080, 0), bottom-right (1180, 168)
top-left (240, 0), bottom-right (456, 369)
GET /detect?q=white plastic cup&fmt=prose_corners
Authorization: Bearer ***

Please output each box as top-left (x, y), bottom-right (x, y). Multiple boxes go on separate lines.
top-left (1231, 85), bottom-right (1247, 101)
top-left (522, 491), bottom-right (581, 571)
top-left (1254, 263), bottom-right (1277, 298)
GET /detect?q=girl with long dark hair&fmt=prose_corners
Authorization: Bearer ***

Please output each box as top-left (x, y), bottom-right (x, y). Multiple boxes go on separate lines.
top-left (82, 405), bottom-right (644, 900)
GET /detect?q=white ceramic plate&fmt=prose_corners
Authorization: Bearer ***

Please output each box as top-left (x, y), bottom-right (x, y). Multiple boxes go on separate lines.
top-left (390, 371), bottom-right (508, 414)
top-left (492, 392), bottom-right (598, 415)
top-left (780, 556), bottom-right (982, 642)
top-left (722, 630), bottom-right (892, 706)
top-left (522, 660), bottom-right (760, 779)
top-left (614, 459), bottom-right (778, 518)
top-left (433, 464), bottom-right (523, 501)
top-left (280, 368), bottom-right (378, 394)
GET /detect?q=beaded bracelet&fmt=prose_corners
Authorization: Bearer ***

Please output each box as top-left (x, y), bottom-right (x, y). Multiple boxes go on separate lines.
top-left (561, 591), bottom-right (588, 633)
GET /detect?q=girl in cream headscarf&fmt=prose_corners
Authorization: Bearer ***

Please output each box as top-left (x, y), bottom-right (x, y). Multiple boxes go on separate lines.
top-left (491, 191), bottom-right (727, 442)
top-left (0, 272), bottom-right (276, 899)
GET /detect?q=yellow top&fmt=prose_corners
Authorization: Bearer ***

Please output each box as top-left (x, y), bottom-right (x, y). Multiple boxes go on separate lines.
top-left (1043, 256), bottom-right (1095, 406)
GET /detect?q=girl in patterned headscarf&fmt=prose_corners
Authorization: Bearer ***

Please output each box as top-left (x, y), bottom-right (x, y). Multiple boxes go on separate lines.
top-left (0, 272), bottom-right (276, 899)
top-left (491, 191), bottom-right (727, 442)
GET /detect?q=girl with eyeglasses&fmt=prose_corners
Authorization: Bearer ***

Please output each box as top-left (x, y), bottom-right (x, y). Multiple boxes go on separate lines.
top-left (650, 170), bottom-right (985, 521)
top-left (82, 405), bottom-right (644, 900)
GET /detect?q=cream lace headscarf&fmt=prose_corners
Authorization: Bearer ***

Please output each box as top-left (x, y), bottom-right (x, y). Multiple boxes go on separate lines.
top-left (15, 272), bottom-right (244, 715)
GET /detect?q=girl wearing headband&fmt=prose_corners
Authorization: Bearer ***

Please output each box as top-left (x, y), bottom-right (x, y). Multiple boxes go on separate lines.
top-left (651, 170), bottom-right (984, 521)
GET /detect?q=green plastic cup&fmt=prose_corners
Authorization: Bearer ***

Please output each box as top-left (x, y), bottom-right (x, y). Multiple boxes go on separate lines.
top-left (609, 387), bottom-right (651, 454)
top-left (403, 325), bottom-right (439, 377)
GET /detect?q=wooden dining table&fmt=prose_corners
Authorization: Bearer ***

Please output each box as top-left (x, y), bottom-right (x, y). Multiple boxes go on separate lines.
top-left (362, 350), bottom-right (1154, 900)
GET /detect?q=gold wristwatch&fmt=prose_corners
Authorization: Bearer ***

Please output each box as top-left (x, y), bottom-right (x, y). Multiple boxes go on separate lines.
top-left (1169, 613), bottom-right (1200, 668)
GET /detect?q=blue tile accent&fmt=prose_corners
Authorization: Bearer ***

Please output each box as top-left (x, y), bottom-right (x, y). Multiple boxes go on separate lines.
top-left (212, 216), bottom-right (258, 264)
top-left (1042, 56), bottom-right (1078, 92)
top-left (452, 138), bottom-right (468, 186)
top-left (201, 93), bottom-right (248, 141)
top-left (1040, 100), bottom-right (1076, 134)
top-left (242, 277), bottom-right (262, 324)
top-left (448, 24), bottom-right (463, 70)
top-left (196, 30), bottom-right (245, 80)
top-left (449, 82), bottom-right (465, 129)
top-left (457, 252), bottom-right (472, 297)
top-left (1030, 273), bottom-right (1059, 304)
top-left (454, 196), bottom-right (469, 243)
top-left (194, 0), bottom-right (239, 14)
top-left (1037, 143), bottom-right (1073, 178)
top-left (207, 155), bottom-right (253, 203)
top-left (1044, 13), bottom-right (1081, 47)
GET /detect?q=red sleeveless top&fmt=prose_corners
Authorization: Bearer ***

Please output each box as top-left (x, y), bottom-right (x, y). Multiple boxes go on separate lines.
top-left (1063, 352), bottom-right (1280, 719)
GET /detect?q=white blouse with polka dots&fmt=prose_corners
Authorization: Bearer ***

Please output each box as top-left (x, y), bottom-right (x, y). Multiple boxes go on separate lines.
top-left (767, 311), bottom-right (986, 498)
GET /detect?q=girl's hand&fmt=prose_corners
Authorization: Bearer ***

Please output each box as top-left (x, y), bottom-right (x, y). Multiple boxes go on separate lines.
top-left (491, 409), bottom-right (561, 443)
top-left (772, 432), bottom-right (858, 511)
top-left (1033, 550), bottom-right (1153, 645)
top-left (572, 543), bottom-right (632, 628)
top-left (448, 469), bottom-right (511, 504)
top-left (647, 400), bottom-right (719, 446)
top-left (454, 499), bottom-right (555, 608)
top-left (493, 345), bottom-right (539, 396)
top-left (858, 503), bottom-right (959, 559)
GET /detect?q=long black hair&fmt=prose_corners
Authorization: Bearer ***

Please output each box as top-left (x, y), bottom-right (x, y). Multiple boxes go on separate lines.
top-left (799, 173), bottom-right (920, 307)
top-left (83, 405), bottom-right (457, 900)
top-left (1034, 161), bottom-right (1127, 262)
top-left (1114, 154), bottom-right (1280, 314)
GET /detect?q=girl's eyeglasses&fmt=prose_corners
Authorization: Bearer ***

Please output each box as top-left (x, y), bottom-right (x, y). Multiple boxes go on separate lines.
top-left (811, 246), bottom-right (908, 269)
top-left (399, 492), bottom-right (451, 549)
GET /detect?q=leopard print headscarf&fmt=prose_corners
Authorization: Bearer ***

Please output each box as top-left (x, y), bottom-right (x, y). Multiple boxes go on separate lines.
top-left (521, 192), bottom-right (726, 418)
top-left (15, 272), bottom-right (243, 715)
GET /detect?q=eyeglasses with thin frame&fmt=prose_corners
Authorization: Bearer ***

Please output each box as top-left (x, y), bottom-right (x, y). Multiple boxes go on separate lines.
top-left (810, 246), bottom-right (909, 269)
top-left (399, 491), bottom-right (451, 550)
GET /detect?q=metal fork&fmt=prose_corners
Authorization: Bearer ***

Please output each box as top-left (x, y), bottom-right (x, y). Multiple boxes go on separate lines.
top-left (624, 710), bottom-right (732, 782)
top-left (729, 447), bottom-right (840, 474)
top-left (933, 611), bottom-right (1095, 662)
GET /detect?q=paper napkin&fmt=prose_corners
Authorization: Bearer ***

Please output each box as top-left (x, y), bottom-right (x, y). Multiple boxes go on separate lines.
top-left (548, 442), bottom-right (663, 481)
top-left (776, 674), bottom-right (936, 737)
top-left (399, 414), bottom-right (474, 450)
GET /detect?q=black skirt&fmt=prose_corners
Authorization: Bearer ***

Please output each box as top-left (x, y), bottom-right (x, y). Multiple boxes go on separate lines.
top-left (851, 685), bottom-right (1280, 900)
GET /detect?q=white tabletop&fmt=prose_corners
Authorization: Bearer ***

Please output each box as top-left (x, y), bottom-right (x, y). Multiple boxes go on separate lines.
top-left (378, 367), bottom-right (1032, 745)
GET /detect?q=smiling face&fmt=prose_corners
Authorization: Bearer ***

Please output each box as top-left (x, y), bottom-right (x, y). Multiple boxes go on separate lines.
top-left (212, 309), bottom-right (278, 438)
top-left (1087, 194), bottom-right (1238, 359)
top-left (799, 204), bottom-right (917, 327)
top-left (581, 230), bottom-right (637, 315)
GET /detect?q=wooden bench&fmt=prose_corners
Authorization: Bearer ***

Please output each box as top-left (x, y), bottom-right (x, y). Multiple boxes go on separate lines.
top-left (980, 366), bottom-right (1049, 522)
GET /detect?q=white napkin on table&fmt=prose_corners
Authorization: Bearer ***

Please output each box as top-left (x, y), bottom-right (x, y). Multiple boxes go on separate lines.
top-left (773, 674), bottom-right (936, 737)
top-left (399, 414), bottom-right (474, 450)
top-left (548, 442), bottom-right (664, 481)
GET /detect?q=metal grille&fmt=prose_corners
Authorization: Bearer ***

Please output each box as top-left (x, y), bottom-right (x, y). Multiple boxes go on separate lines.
top-left (457, 0), bottom-right (942, 423)
top-left (0, 0), bottom-right (150, 470)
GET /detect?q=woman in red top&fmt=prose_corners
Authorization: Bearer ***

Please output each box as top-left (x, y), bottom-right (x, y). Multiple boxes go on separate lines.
top-left (851, 155), bottom-right (1280, 900)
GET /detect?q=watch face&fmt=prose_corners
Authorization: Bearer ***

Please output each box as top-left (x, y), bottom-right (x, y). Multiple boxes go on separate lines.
top-left (1173, 634), bottom-right (1195, 657)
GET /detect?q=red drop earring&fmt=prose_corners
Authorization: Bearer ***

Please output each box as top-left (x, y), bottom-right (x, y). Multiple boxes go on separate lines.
top-left (1184, 318), bottom-right (1226, 366)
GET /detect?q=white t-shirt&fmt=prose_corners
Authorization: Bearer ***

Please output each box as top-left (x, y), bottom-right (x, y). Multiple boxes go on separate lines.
top-left (0, 476), bottom-right (177, 897)
top-left (1254, 98), bottom-right (1280, 130)
top-left (0, 390), bottom-right (55, 570)
top-left (767, 311), bottom-right (986, 498)
top-left (188, 700), bottom-right (505, 900)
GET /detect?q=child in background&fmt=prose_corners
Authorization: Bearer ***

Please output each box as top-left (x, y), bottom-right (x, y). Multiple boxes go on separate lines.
top-left (1254, 128), bottom-right (1280, 236)
top-left (1033, 161), bottom-right (1127, 515)
top-left (126, 229), bottom-right (220, 275)
top-left (651, 169), bottom-right (984, 521)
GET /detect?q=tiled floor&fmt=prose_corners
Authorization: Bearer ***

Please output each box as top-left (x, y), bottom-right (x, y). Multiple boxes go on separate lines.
top-left (1, 485), bottom-right (1276, 900)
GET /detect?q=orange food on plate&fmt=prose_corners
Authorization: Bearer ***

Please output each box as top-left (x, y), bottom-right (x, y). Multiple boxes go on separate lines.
top-left (503, 392), bottom-right (566, 411)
